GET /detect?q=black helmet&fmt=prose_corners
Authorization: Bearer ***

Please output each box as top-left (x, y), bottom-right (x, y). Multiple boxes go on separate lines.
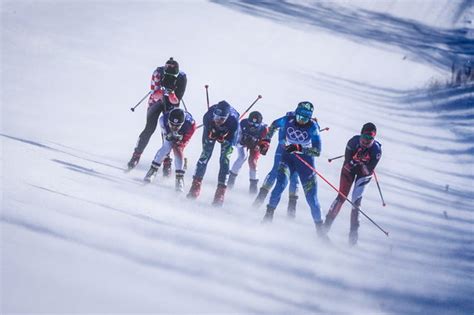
top-left (361, 122), bottom-right (377, 136)
top-left (248, 111), bottom-right (263, 124)
top-left (168, 108), bottom-right (185, 131)
top-left (164, 57), bottom-right (179, 76)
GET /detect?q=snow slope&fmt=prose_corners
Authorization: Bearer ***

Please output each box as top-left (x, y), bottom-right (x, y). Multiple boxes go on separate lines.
top-left (2, 0), bottom-right (473, 314)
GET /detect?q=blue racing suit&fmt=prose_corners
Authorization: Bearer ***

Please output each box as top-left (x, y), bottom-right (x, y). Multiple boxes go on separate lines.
top-left (262, 112), bottom-right (300, 195)
top-left (193, 101), bottom-right (240, 185)
top-left (267, 114), bottom-right (323, 223)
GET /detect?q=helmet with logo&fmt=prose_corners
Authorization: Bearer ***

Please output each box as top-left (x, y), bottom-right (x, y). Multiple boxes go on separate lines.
top-left (213, 101), bottom-right (231, 126)
top-left (168, 108), bottom-right (185, 132)
top-left (360, 122), bottom-right (376, 148)
top-left (295, 101), bottom-right (313, 125)
top-left (248, 111), bottom-right (263, 129)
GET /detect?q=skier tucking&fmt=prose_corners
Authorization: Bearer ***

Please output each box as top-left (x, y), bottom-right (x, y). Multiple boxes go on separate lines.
top-left (227, 111), bottom-right (270, 194)
top-left (261, 101), bottom-right (326, 238)
top-left (143, 108), bottom-right (196, 192)
top-left (323, 122), bottom-right (382, 245)
top-left (127, 57), bottom-right (187, 175)
top-left (187, 101), bottom-right (240, 207)
top-left (253, 111), bottom-right (302, 219)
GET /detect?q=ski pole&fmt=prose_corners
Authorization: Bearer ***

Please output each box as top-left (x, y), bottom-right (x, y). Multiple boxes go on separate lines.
top-left (319, 127), bottom-right (330, 132)
top-left (294, 154), bottom-right (389, 236)
top-left (181, 98), bottom-right (189, 112)
top-left (205, 85), bottom-right (210, 110)
top-left (196, 94), bottom-right (263, 129)
top-left (239, 95), bottom-right (262, 120)
top-left (130, 91), bottom-right (152, 112)
top-left (373, 171), bottom-right (387, 207)
top-left (328, 154), bottom-right (344, 163)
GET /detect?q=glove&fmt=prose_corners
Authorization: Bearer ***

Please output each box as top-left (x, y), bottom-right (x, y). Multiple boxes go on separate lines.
top-left (167, 91), bottom-right (179, 105)
top-left (208, 127), bottom-right (219, 140)
top-left (150, 89), bottom-right (164, 103)
top-left (360, 164), bottom-right (370, 176)
top-left (258, 139), bottom-right (270, 155)
top-left (165, 132), bottom-right (183, 142)
top-left (343, 160), bottom-right (358, 172)
top-left (285, 143), bottom-right (302, 154)
top-left (216, 134), bottom-right (227, 143)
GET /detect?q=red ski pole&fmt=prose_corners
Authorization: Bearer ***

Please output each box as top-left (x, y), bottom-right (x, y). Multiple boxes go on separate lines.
top-left (294, 154), bottom-right (389, 236)
top-left (239, 95), bottom-right (262, 120)
top-left (373, 171), bottom-right (387, 207)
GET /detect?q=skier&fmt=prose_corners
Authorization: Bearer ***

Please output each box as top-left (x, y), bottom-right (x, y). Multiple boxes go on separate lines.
top-left (127, 57), bottom-right (187, 175)
top-left (252, 112), bottom-right (302, 219)
top-left (261, 101), bottom-right (325, 238)
top-left (227, 111), bottom-right (270, 194)
top-left (143, 108), bottom-right (196, 192)
top-left (187, 101), bottom-right (240, 206)
top-left (323, 122), bottom-right (382, 246)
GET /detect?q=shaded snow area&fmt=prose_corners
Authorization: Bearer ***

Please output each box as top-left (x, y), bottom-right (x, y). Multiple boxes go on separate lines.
top-left (1, 0), bottom-right (473, 314)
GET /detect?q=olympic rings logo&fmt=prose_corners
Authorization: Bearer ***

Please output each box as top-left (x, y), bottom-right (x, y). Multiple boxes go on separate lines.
top-left (287, 127), bottom-right (308, 142)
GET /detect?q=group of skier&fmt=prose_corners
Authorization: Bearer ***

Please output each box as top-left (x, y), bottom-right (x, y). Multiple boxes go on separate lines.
top-left (126, 58), bottom-right (383, 245)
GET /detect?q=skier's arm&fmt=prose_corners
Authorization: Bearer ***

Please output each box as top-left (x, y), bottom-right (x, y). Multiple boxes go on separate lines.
top-left (366, 144), bottom-right (382, 174)
top-left (174, 73), bottom-right (187, 101)
top-left (224, 117), bottom-right (239, 145)
top-left (303, 125), bottom-right (321, 157)
top-left (265, 116), bottom-right (286, 141)
top-left (149, 68), bottom-right (163, 104)
top-left (178, 120), bottom-right (196, 147)
top-left (344, 137), bottom-right (357, 164)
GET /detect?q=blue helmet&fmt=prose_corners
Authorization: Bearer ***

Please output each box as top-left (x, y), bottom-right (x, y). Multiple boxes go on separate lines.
top-left (295, 101), bottom-right (313, 124)
top-left (213, 101), bottom-right (231, 125)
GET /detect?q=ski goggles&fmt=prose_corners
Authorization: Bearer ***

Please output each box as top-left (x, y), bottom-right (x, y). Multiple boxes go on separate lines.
top-left (213, 109), bottom-right (229, 125)
top-left (361, 133), bottom-right (374, 141)
top-left (164, 70), bottom-right (179, 78)
top-left (295, 108), bottom-right (312, 124)
top-left (360, 133), bottom-right (375, 147)
top-left (168, 120), bottom-right (183, 132)
top-left (164, 63), bottom-right (179, 77)
top-left (248, 120), bottom-right (260, 128)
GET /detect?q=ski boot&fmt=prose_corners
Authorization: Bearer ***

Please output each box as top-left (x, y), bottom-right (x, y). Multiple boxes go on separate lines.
top-left (175, 170), bottom-right (185, 193)
top-left (127, 152), bottom-right (141, 170)
top-left (287, 195), bottom-right (298, 219)
top-left (253, 186), bottom-right (269, 208)
top-left (144, 162), bottom-right (160, 183)
top-left (186, 177), bottom-right (202, 199)
top-left (163, 156), bottom-right (172, 178)
top-left (323, 215), bottom-right (334, 235)
top-left (349, 207), bottom-right (360, 246)
top-left (315, 221), bottom-right (330, 242)
top-left (212, 183), bottom-right (227, 207)
top-left (249, 179), bottom-right (259, 195)
top-left (261, 205), bottom-right (275, 224)
top-left (227, 172), bottom-right (238, 190)
top-left (349, 229), bottom-right (358, 246)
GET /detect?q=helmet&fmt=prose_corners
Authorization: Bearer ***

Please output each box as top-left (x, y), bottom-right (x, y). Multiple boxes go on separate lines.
top-left (168, 108), bottom-right (185, 131)
top-left (360, 122), bottom-right (376, 148)
top-left (361, 122), bottom-right (377, 136)
top-left (213, 101), bottom-right (231, 126)
top-left (248, 111), bottom-right (263, 128)
top-left (295, 101), bottom-right (313, 125)
top-left (164, 57), bottom-right (179, 76)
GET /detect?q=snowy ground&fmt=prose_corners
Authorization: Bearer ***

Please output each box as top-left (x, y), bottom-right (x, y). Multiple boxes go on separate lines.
top-left (1, 0), bottom-right (473, 314)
